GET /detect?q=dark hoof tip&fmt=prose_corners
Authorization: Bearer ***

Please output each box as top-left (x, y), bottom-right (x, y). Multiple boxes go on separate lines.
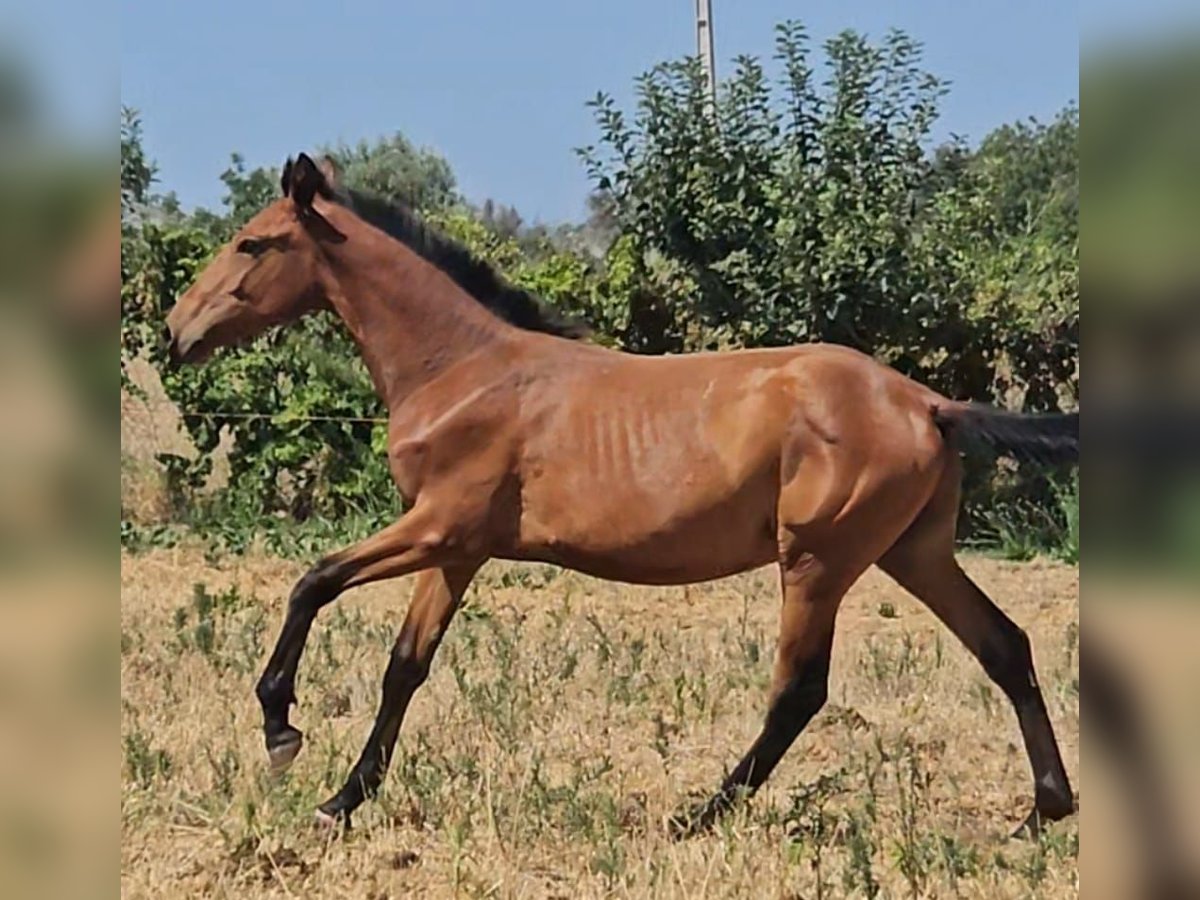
top-left (266, 727), bottom-right (304, 775)
top-left (1010, 812), bottom-right (1041, 841)
top-left (1010, 799), bottom-right (1075, 841)
top-left (666, 815), bottom-right (691, 842)
top-left (667, 806), bottom-right (711, 841)
top-left (314, 805), bottom-right (351, 834)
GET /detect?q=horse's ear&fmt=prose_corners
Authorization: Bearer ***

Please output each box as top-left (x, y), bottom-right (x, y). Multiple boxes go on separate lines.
top-left (287, 152), bottom-right (332, 211)
top-left (280, 157), bottom-right (295, 197)
top-left (316, 154), bottom-right (341, 193)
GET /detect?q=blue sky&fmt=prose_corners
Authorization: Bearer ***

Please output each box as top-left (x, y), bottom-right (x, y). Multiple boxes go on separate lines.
top-left (114, 1), bottom-right (1082, 224)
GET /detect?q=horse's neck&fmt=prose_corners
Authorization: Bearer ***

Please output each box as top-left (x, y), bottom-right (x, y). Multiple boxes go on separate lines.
top-left (322, 238), bottom-right (509, 412)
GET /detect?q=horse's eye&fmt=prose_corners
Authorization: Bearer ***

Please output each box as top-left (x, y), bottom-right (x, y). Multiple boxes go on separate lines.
top-left (236, 238), bottom-right (267, 256)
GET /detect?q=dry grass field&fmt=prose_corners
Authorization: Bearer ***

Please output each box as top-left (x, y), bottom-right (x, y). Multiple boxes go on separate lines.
top-left (120, 546), bottom-right (1079, 898)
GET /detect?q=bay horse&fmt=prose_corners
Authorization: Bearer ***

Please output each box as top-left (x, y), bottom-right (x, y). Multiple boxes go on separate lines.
top-left (165, 153), bottom-right (1077, 837)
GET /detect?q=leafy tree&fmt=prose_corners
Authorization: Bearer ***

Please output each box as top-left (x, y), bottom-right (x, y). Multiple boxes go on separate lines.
top-left (210, 153), bottom-right (281, 236)
top-left (477, 198), bottom-right (524, 240)
top-left (120, 107), bottom-right (155, 218)
top-left (323, 133), bottom-right (457, 210)
top-left (577, 22), bottom-right (1076, 413)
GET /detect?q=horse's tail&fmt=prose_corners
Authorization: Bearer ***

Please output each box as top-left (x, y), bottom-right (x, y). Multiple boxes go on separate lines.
top-left (931, 402), bottom-right (1079, 465)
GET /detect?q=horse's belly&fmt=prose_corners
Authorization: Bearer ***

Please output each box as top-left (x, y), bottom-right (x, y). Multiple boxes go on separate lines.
top-left (512, 487), bottom-right (779, 585)
top-left (520, 542), bottom-right (776, 586)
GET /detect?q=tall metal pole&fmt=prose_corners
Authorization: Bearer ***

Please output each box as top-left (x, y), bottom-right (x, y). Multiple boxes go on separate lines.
top-left (695, 0), bottom-right (716, 111)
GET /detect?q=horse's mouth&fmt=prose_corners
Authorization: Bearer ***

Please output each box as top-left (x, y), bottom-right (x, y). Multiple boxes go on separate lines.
top-left (167, 331), bottom-right (217, 366)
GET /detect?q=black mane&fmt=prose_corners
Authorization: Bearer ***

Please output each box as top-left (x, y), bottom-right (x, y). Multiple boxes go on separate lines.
top-left (332, 188), bottom-right (589, 340)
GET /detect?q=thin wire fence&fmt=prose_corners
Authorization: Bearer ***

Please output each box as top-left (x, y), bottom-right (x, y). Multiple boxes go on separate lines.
top-left (175, 410), bottom-right (388, 424)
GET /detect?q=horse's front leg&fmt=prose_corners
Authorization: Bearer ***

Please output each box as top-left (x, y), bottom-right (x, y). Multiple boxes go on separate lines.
top-left (253, 503), bottom-right (474, 774)
top-left (315, 563), bottom-right (481, 827)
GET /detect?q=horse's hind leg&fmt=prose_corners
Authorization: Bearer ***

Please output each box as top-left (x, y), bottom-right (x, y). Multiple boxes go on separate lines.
top-left (876, 471), bottom-right (1076, 835)
top-left (669, 556), bottom-right (855, 838)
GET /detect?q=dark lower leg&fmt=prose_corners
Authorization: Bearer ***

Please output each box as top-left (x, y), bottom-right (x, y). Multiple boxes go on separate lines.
top-left (881, 553), bottom-right (1074, 832)
top-left (972, 600), bottom-right (1075, 832)
top-left (316, 565), bottom-right (476, 824)
top-left (317, 650), bottom-right (423, 820)
top-left (671, 654), bottom-right (830, 837)
top-left (255, 565), bottom-right (340, 763)
top-left (670, 557), bottom-right (843, 839)
top-left (253, 511), bottom-right (459, 772)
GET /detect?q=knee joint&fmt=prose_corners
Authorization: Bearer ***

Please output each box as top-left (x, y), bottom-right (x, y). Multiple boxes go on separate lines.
top-left (289, 564), bottom-right (340, 612)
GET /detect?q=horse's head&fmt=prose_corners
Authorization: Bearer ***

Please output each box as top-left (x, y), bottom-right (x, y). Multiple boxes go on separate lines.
top-left (165, 152), bottom-right (341, 364)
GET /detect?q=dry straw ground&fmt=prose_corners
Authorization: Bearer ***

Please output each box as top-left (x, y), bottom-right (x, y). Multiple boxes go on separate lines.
top-left (121, 545), bottom-right (1079, 899)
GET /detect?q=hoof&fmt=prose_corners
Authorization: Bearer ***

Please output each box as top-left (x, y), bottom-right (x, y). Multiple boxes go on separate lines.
top-left (667, 814), bottom-right (695, 842)
top-left (1010, 809), bottom-right (1043, 841)
top-left (667, 803), bottom-right (714, 841)
top-left (266, 727), bottom-right (304, 775)
top-left (314, 805), bottom-right (351, 834)
top-left (1010, 795), bottom-right (1076, 841)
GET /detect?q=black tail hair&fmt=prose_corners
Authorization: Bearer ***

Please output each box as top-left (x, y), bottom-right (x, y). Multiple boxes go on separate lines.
top-left (933, 403), bottom-right (1078, 465)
